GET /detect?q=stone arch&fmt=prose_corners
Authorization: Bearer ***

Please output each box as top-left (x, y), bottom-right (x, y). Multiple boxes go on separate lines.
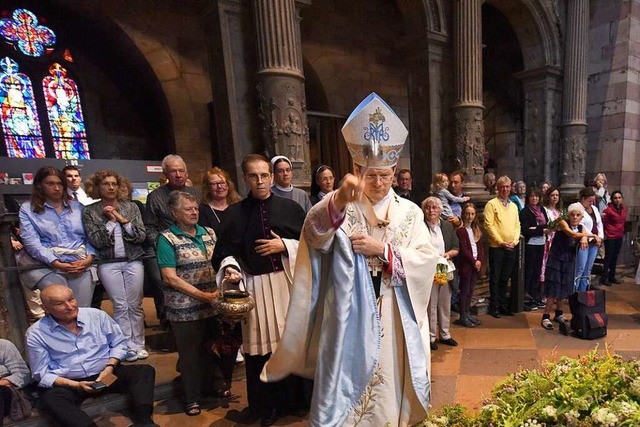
top-left (483, 0), bottom-right (564, 185)
top-left (486, 0), bottom-right (562, 70)
top-left (105, 4), bottom-right (212, 171)
top-left (395, 0), bottom-right (447, 35)
top-left (53, 0), bottom-right (213, 170)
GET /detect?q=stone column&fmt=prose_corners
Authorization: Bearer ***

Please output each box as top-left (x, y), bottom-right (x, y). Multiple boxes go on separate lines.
top-left (453, 0), bottom-right (486, 196)
top-left (560, 0), bottom-right (589, 194)
top-left (254, 0), bottom-right (311, 186)
top-left (515, 66), bottom-right (563, 186)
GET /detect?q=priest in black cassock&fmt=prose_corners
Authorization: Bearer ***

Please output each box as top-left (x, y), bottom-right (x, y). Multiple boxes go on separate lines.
top-left (212, 154), bottom-right (306, 426)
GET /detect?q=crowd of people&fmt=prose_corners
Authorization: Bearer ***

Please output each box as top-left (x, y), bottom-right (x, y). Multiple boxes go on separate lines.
top-left (1, 92), bottom-right (637, 427)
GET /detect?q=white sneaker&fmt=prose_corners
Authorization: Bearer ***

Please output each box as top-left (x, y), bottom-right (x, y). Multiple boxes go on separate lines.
top-left (137, 349), bottom-right (149, 360)
top-left (236, 349), bottom-right (244, 363)
top-left (124, 349), bottom-right (138, 362)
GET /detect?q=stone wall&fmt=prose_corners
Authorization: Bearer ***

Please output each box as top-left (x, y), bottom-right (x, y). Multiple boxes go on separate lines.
top-left (80, 0), bottom-right (215, 180)
top-left (588, 0), bottom-right (640, 226)
top-left (300, 0), bottom-right (412, 171)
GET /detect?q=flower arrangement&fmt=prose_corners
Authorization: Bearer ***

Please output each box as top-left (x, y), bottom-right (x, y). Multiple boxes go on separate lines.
top-left (434, 263), bottom-right (448, 286)
top-left (547, 211), bottom-right (569, 230)
top-left (419, 347), bottom-right (640, 426)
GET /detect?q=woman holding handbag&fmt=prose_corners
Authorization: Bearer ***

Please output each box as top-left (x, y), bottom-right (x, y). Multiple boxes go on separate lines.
top-left (423, 197), bottom-right (459, 350)
top-left (19, 167), bottom-right (95, 307)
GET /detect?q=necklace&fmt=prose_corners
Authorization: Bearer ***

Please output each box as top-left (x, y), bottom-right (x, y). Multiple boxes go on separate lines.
top-left (208, 204), bottom-right (221, 225)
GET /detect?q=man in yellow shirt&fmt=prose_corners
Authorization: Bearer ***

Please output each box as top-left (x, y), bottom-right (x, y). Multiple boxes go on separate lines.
top-left (484, 176), bottom-right (521, 318)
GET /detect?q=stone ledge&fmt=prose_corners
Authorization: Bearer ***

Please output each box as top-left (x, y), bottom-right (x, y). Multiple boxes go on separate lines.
top-left (6, 381), bottom-right (175, 427)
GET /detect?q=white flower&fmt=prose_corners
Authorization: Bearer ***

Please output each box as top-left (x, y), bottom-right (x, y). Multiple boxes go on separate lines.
top-left (541, 406), bottom-right (557, 420)
top-left (592, 407), bottom-right (619, 426)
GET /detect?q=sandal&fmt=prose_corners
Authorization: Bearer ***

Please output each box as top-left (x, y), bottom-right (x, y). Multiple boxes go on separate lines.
top-left (553, 315), bottom-right (566, 324)
top-left (541, 318), bottom-right (554, 330)
top-left (185, 402), bottom-right (201, 416)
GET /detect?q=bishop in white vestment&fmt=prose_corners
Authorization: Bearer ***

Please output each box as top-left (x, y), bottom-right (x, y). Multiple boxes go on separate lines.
top-left (262, 93), bottom-right (438, 426)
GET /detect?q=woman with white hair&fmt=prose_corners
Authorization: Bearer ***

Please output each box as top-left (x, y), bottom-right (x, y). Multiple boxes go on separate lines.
top-left (541, 203), bottom-right (596, 330)
top-left (422, 196), bottom-right (459, 349)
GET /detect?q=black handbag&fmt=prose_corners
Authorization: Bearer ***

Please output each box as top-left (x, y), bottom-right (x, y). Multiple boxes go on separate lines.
top-left (568, 283), bottom-right (607, 340)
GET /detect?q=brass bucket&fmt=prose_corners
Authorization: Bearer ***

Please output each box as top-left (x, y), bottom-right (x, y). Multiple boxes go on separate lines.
top-left (217, 280), bottom-right (255, 322)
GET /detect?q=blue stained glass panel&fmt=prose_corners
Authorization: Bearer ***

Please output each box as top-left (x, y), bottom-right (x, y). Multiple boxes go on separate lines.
top-left (43, 63), bottom-right (90, 159)
top-left (0, 9), bottom-right (56, 57)
top-left (0, 57), bottom-right (45, 158)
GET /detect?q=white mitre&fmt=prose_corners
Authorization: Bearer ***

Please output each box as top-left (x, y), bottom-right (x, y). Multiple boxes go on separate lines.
top-left (341, 92), bottom-right (408, 168)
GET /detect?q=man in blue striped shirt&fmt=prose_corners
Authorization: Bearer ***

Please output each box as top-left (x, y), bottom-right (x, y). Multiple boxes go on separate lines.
top-left (26, 285), bottom-right (159, 427)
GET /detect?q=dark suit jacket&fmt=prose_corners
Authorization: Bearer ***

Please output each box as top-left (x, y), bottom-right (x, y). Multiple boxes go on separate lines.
top-left (455, 226), bottom-right (485, 278)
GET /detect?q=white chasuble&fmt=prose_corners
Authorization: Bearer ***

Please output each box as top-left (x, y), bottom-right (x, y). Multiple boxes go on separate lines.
top-left (263, 188), bottom-right (438, 426)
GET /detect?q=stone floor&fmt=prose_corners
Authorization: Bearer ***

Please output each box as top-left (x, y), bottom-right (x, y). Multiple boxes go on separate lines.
top-left (93, 268), bottom-right (640, 426)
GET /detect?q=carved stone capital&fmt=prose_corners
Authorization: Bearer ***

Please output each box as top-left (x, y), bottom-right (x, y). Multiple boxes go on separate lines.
top-left (256, 78), bottom-right (311, 185)
top-left (453, 106), bottom-right (486, 187)
top-left (560, 125), bottom-right (587, 186)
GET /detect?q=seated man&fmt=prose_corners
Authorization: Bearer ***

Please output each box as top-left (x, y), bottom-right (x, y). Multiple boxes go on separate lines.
top-left (25, 285), bottom-right (158, 427)
top-left (0, 338), bottom-right (32, 424)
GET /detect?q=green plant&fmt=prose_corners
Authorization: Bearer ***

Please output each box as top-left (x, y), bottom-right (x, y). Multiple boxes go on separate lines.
top-left (419, 347), bottom-right (640, 427)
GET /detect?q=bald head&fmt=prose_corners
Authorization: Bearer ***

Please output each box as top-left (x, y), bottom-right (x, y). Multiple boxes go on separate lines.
top-left (41, 285), bottom-right (78, 322)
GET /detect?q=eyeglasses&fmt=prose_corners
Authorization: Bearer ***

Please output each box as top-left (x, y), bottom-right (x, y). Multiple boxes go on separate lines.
top-left (209, 181), bottom-right (227, 188)
top-left (246, 173), bottom-right (271, 182)
top-left (364, 173), bottom-right (394, 183)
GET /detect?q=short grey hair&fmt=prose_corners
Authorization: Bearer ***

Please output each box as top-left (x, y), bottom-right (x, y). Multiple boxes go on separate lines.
top-left (168, 190), bottom-right (198, 214)
top-left (421, 196), bottom-right (442, 210)
top-left (162, 154), bottom-right (187, 173)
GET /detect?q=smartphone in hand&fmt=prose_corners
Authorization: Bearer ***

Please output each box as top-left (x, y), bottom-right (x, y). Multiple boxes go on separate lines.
top-left (90, 381), bottom-right (107, 391)
top-left (90, 371), bottom-right (118, 391)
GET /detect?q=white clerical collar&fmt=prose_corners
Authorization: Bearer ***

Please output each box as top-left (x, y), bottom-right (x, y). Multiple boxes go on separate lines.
top-left (273, 184), bottom-right (293, 192)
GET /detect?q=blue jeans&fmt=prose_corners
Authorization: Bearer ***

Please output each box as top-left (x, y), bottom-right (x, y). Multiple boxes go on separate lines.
top-left (575, 243), bottom-right (598, 291)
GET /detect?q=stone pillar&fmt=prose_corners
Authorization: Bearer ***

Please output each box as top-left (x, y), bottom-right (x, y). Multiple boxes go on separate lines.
top-left (515, 66), bottom-right (563, 186)
top-left (401, 30), bottom-right (450, 203)
top-left (254, 0), bottom-right (311, 186)
top-left (560, 0), bottom-right (589, 194)
top-left (453, 0), bottom-right (486, 197)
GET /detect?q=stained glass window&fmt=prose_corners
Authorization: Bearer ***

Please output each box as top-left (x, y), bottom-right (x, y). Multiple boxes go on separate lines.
top-left (0, 57), bottom-right (45, 158)
top-left (0, 9), bottom-right (56, 57)
top-left (43, 63), bottom-right (89, 159)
